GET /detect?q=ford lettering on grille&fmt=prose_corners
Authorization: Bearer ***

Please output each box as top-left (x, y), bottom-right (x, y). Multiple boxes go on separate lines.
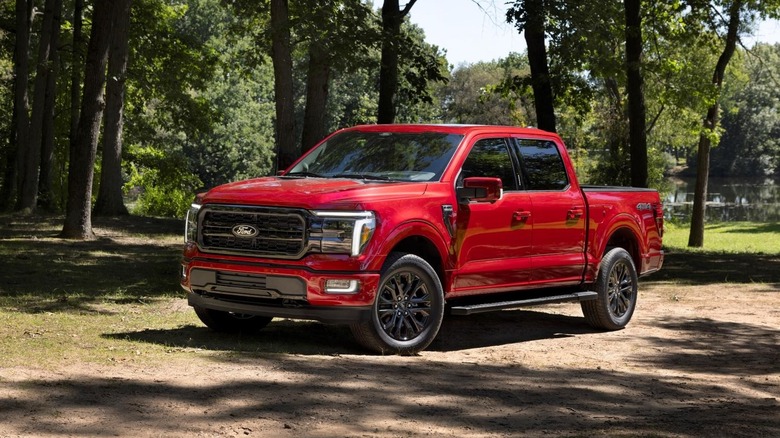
top-left (232, 224), bottom-right (259, 238)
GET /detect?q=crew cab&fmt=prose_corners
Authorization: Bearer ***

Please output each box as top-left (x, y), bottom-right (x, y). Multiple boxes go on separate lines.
top-left (181, 124), bottom-right (664, 354)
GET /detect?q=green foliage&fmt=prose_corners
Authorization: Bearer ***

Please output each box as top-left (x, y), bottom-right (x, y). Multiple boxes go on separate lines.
top-left (127, 0), bottom-right (219, 137)
top-left (183, 16), bottom-right (276, 186)
top-left (294, 0), bottom-right (376, 71)
top-left (395, 22), bottom-right (450, 122)
top-left (326, 65), bottom-right (379, 129)
top-left (124, 145), bottom-right (202, 218)
top-left (447, 53), bottom-right (533, 125)
top-left (713, 43), bottom-right (780, 176)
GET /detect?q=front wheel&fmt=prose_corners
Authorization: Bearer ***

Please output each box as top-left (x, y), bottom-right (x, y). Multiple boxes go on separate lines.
top-left (193, 306), bottom-right (272, 334)
top-left (581, 247), bottom-right (638, 330)
top-left (350, 253), bottom-right (445, 355)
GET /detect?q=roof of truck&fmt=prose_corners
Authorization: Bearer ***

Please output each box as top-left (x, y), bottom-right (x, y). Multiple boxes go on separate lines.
top-left (344, 124), bottom-right (559, 138)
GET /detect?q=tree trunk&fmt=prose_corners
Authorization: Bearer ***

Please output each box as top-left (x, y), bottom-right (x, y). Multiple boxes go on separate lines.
top-left (0, 140), bottom-right (17, 210)
top-left (624, 0), bottom-right (648, 188)
top-left (688, 1), bottom-right (741, 248)
top-left (377, 0), bottom-right (417, 124)
top-left (7, 0), bottom-right (33, 211)
top-left (270, 0), bottom-right (296, 171)
top-left (20, 0), bottom-right (57, 212)
top-left (377, 0), bottom-right (401, 124)
top-left (523, 0), bottom-right (556, 133)
top-left (61, 0), bottom-right (116, 239)
top-left (69, 0), bottom-right (84, 167)
top-left (300, 42), bottom-right (331, 153)
top-left (95, 0), bottom-right (132, 216)
top-left (39, 0), bottom-right (63, 211)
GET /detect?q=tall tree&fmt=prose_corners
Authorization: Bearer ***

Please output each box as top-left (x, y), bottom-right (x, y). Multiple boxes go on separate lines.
top-left (300, 41), bottom-right (330, 152)
top-left (69, 0), bottom-right (84, 165)
top-left (377, 0), bottom-right (417, 124)
top-left (510, 0), bottom-right (556, 132)
top-left (688, 0), bottom-right (742, 248)
top-left (61, 0), bottom-right (117, 239)
top-left (270, 0), bottom-right (296, 170)
top-left (95, 0), bottom-right (133, 216)
top-left (624, 0), bottom-right (648, 188)
top-left (19, 0), bottom-right (58, 212)
top-left (38, 0), bottom-right (64, 211)
top-left (298, 0), bottom-right (374, 151)
top-left (7, 0), bottom-right (33, 211)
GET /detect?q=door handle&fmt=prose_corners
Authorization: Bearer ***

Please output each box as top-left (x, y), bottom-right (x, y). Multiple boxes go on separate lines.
top-left (567, 207), bottom-right (584, 220)
top-left (513, 210), bottom-right (531, 221)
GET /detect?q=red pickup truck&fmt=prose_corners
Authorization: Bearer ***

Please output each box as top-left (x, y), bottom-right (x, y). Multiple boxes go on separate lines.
top-left (181, 124), bottom-right (664, 354)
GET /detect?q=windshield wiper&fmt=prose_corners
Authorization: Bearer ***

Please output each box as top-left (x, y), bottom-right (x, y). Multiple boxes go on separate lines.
top-left (332, 173), bottom-right (394, 181)
top-left (282, 171), bottom-right (327, 178)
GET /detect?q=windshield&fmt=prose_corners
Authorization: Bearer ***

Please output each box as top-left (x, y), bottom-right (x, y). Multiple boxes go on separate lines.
top-left (286, 131), bottom-right (464, 182)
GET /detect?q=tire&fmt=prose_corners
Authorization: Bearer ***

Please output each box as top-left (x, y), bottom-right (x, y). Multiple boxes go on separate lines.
top-left (350, 253), bottom-right (445, 355)
top-left (193, 306), bottom-right (272, 334)
top-left (581, 247), bottom-right (638, 330)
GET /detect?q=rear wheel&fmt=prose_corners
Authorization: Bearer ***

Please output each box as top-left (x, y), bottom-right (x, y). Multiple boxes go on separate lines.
top-left (193, 306), bottom-right (272, 334)
top-left (350, 253), bottom-right (444, 355)
top-left (581, 247), bottom-right (638, 330)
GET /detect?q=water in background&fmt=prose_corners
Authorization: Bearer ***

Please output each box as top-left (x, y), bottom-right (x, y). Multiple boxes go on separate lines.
top-left (664, 177), bottom-right (780, 222)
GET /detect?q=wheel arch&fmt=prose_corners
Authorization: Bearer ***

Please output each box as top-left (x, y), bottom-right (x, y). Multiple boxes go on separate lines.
top-left (389, 235), bottom-right (444, 284)
top-left (372, 221), bottom-right (449, 292)
top-left (602, 224), bottom-right (642, 272)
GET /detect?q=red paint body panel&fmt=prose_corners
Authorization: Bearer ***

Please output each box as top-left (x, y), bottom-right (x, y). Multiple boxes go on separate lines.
top-left (180, 124), bottom-right (663, 320)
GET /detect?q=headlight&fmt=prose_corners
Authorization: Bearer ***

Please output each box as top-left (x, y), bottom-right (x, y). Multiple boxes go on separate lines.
top-left (311, 211), bottom-right (376, 256)
top-left (185, 203), bottom-right (201, 243)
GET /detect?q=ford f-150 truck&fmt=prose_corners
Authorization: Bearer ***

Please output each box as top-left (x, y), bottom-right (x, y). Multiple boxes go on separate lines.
top-left (181, 124), bottom-right (664, 354)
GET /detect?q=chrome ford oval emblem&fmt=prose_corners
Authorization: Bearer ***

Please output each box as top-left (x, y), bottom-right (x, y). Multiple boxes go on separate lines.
top-left (232, 224), bottom-right (258, 238)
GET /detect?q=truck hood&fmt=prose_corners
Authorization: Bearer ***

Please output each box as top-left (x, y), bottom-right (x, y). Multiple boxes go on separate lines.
top-left (200, 176), bottom-right (428, 209)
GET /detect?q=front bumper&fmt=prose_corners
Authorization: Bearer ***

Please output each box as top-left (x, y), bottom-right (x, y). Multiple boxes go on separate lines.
top-left (181, 257), bottom-right (380, 324)
top-left (187, 292), bottom-right (371, 324)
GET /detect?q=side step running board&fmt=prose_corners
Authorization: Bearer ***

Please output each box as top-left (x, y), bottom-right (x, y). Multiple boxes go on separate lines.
top-left (449, 291), bottom-right (598, 316)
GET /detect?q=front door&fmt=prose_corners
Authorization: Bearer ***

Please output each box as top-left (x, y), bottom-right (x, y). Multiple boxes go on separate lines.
top-left (452, 137), bottom-right (533, 296)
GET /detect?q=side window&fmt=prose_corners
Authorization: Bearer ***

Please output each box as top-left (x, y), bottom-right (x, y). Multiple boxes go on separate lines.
top-left (514, 139), bottom-right (569, 190)
top-left (459, 138), bottom-right (518, 190)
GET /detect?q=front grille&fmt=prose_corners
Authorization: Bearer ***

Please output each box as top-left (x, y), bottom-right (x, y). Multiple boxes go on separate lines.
top-left (199, 206), bottom-right (307, 258)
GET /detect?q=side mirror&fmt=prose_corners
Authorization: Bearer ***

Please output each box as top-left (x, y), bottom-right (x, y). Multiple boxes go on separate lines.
top-left (457, 177), bottom-right (502, 203)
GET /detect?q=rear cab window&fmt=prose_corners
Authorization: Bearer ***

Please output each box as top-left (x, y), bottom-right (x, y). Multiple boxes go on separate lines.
top-left (512, 139), bottom-right (569, 191)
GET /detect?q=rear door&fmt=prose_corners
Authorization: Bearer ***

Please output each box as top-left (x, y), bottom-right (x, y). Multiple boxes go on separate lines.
top-left (512, 138), bottom-right (586, 286)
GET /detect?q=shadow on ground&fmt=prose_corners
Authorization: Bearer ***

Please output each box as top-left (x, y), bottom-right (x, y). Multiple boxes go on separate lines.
top-left (104, 308), bottom-right (596, 355)
top-left (648, 250), bottom-right (780, 285)
top-left (72, 306), bottom-right (780, 436)
top-left (638, 317), bottom-right (780, 376)
top-left (1, 346), bottom-right (777, 437)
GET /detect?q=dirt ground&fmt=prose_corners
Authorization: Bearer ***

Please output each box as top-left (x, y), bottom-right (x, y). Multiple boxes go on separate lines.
top-left (1, 280), bottom-right (779, 437)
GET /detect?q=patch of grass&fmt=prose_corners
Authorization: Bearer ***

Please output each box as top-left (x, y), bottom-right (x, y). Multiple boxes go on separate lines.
top-left (0, 298), bottom-right (200, 368)
top-left (649, 221), bottom-right (780, 285)
top-left (0, 214), bottom-right (183, 302)
top-left (663, 221), bottom-right (780, 255)
top-left (0, 214), bottom-right (200, 367)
